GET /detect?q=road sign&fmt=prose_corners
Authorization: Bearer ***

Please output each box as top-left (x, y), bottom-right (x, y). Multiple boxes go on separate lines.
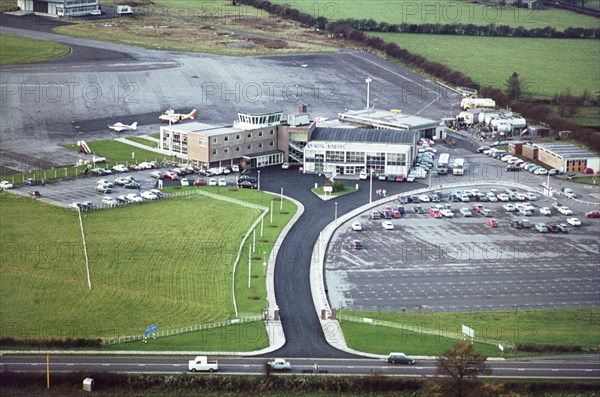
top-left (144, 323), bottom-right (158, 337)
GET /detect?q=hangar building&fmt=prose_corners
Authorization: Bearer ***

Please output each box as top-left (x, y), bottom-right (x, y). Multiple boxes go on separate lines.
top-left (17, 0), bottom-right (99, 17)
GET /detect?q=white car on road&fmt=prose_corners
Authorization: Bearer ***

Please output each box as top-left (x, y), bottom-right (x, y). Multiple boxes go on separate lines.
top-left (351, 222), bottom-right (362, 231)
top-left (567, 218), bottom-right (581, 226)
top-left (0, 180), bottom-right (14, 189)
top-left (557, 206), bottom-right (573, 215)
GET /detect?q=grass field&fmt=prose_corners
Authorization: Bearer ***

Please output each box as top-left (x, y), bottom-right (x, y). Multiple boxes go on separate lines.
top-left (271, 0), bottom-right (600, 29)
top-left (0, 193), bottom-right (260, 340)
top-left (0, 34), bottom-right (71, 65)
top-left (370, 33), bottom-right (600, 99)
top-left (341, 308), bottom-right (600, 356)
top-left (125, 136), bottom-right (159, 148)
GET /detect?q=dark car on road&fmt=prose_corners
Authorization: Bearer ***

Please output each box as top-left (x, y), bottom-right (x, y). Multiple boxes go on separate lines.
top-left (387, 353), bottom-right (415, 365)
top-left (349, 240), bottom-right (363, 250)
top-left (237, 180), bottom-right (257, 189)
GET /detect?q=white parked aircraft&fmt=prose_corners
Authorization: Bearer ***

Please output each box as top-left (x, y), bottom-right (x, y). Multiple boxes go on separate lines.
top-left (159, 109), bottom-right (197, 123)
top-left (108, 121), bottom-right (137, 132)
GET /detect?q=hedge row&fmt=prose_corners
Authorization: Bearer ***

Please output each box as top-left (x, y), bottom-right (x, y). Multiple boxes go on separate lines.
top-left (333, 18), bottom-right (600, 39)
top-left (0, 337), bottom-right (102, 349)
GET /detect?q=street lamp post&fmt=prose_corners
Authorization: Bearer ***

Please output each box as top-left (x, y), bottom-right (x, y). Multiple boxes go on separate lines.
top-left (334, 202), bottom-right (338, 223)
top-left (369, 168), bottom-right (373, 204)
top-left (365, 77), bottom-right (372, 110)
top-left (257, 170), bottom-right (261, 191)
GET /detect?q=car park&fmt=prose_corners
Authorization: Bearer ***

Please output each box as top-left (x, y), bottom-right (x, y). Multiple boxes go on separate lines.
top-left (585, 211), bottom-right (600, 218)
top-left (459, 207), bottom-right (472, 217)
top-left (486, 218), bottom-right (498, 227)
top-left (535, 223), bottom-right (548, 233)
top-left (382, 221), bottom-right (394, 230)
top-left (349, 240), bottom-right (363, 250)
top-left (566, 218), bottom-right (581, 226)
top-left (387, 352), bottom-right (415, 365)
top-left (539, 207), bottom-right (551, 216)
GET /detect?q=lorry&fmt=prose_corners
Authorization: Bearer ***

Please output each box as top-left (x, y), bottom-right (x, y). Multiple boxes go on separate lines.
top-left (460, 97), bottom-right (496, 110)
top-left (188, 356), bottom-right (218, 372)
top-left (117, 5), bottom-right (133, 14)
top-left (267, 358), bottom-right (291, 371)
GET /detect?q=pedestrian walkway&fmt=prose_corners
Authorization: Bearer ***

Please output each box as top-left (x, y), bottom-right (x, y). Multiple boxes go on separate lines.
top-left (113, 137), bottom-right (187, 159)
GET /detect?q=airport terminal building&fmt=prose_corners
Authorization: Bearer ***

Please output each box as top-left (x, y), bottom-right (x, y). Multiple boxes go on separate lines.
top-left (17, 0), bottom-right (99, 17)
top-left (159, 108), bottom-right (440, 175)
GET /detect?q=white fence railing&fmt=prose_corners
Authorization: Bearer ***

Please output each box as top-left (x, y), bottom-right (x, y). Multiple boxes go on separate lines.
top-left (339, 314), bottom-right (514, 349)
top-left (102, 313), bottom-right (263, 345)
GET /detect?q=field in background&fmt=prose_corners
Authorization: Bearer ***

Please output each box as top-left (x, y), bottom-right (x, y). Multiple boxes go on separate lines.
top-left (271, 0), bottom-right (600, 29)
top-left (0, 34), bottom-right (70, 65)
top-left (0, 193), bottom-right (259, 340)
top-left (341, 308), bottom-right (600, 356)
top-left (370, 33), bottom-right (600, 99)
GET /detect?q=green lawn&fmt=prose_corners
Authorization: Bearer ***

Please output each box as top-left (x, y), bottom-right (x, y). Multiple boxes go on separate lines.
top-left (0, 193), bottom-right (259, 340)
top-left (125, 136), bottom-right (159, 149)
top-left (0, 34), bottom-right (71, 65)
top-left (341, 308), bottom-right (600, 356)
top-left (370, 33), bottom-right (600, 99)
top-left (271, 0), bottom-right (600, 29)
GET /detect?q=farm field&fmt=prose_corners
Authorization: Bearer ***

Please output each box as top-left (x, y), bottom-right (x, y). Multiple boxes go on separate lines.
top-left (271, 0), bottom-right (600, 29)
top-left (0, 193), bottom-right (259, 340)
top-left (370, 32), bottom-right (600, 99)
top-left (0, 34), bottom-right (70, 65)
top-left (341, 308), bottom-right (600, 356)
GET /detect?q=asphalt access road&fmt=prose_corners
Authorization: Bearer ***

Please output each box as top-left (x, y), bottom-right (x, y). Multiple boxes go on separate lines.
top-left (255, 167), bottom-right (429, 358)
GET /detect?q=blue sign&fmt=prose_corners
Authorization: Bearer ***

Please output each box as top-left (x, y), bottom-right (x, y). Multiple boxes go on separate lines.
top-left (144, 323), bottom-right (158, 337)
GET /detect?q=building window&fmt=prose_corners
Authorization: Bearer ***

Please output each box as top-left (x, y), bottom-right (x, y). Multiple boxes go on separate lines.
top-left (270, 141), bottom-right (274, 146)
top-left (259, 131), bottom-right (263, 137)
top-left (270, 129), bottom-right (274, 135)
top-left (224, 136), bottom-right (229, 142)
top-left (236, 146), bottom-right (240, 152)
top-left (236, 134), bottom-right (241, 140)
top-left (198, 137), bottom-right (208, 147)
top-left (247, 144), bottom-right (252, 150)
top-left (212, 137), bottom-right (217, 144)
top-left (212, 150), bottom-right (216, 155)
top-left (247, 133), bottom-right (252, 139)
top-left (224, 148), bottom-right (229, 153)
top-left (258, 143), bottom-right (263, 148)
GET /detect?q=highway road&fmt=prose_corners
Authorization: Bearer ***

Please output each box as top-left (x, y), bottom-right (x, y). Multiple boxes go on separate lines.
top-left (1, 355), bottom-right (598, 379)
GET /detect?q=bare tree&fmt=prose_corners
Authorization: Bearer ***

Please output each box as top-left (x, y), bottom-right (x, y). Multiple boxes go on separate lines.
top-left (426, 341), bottom-right (492, 397)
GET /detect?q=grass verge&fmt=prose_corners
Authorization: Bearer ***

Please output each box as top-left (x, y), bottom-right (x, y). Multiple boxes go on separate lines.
top-left (340, 308), bottom-right (600, 356)
top-left (0, 33), bottom-right (70, 65)
top-left (125, 136), bottom-right (159, 148)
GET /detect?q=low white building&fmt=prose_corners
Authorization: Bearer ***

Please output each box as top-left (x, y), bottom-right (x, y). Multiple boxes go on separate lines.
top-left (18, 0), bottom-right (99, 17)
top-left (303, 127), bottom-right (415, 176)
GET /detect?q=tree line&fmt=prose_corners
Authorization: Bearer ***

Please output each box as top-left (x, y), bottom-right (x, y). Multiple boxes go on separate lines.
top-left (334, 18), bottom-right (600, 39)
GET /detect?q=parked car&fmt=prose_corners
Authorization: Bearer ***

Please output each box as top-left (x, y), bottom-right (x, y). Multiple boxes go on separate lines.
top-left (556, 224), bottom-right (570, 233)
top-left (391, 210), bottom-right (402, 218)
top-left (141, 191), bottom-right (158, 200)
top-left (24, 178), bottom-right (37, 186)
top-left (126, 193), bottom-right (143, 203)
top-left (180, 178), bottom-right (191, 187)
top-left (149, 171), bottom-right (163, 179)
top-left (237, 180), bottom-right (257, 189)
top-left (459, 207), bottom-right (472, 217)
top-left (112, 164), bottom-right (129, 173)
top-left (429, 208), bottom-right (442, 219)
top-left (387, 352), bottom-right (415, 365)
top-left (349, 240), bottom-right (363, 250)
top-left (218, 178), bottom-right (227, 186)
top-left (150, 189), bottom-right (165, 198)
top-left (163, 171), bottom-right (179, 180)
top-left (281, 162), bottom-right (290, 170)
top-left (28, 190), bottom-right (41, 198)
top-left (102, 196), bottom-right (117, 206)
top-left (124, 181), bottom-right (141, 189)
top-left (582, 167), bottom-right (595, 174)
top-left (486, 218), bottom-right (499, 227)
top-left (546, 223), bottom-right (560, 233)
top-left (382, 221), bottom-right (394, 230)
top-left (585, 211), bottom-right (600, 218)
top-left (440, 209), bottom-right (453, 218)
top-left (0, 180), bottom-right (14, 189)
top-left (503, 204), bottom-right (516, 212)
top-left (194, 179), bottom-right (208, 186)
top-left (557, 206), bottom-right (573, 215)
top-left (358, 171), bottom-right (368, 180)
top-left (566, 217), bottom-right (581, 226)
top-left (413, 205), bottom-right (425, 214)
top-left (351, 222), bottom-right (362, 231)
top-left (95, 185), bottom-right (112, 193)
top-left (539, 207), bottom-right (552, 216)
top-left (535, 223), bottom-right (548, 233)
top-left (208, 178), bottom-right (217, 186)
